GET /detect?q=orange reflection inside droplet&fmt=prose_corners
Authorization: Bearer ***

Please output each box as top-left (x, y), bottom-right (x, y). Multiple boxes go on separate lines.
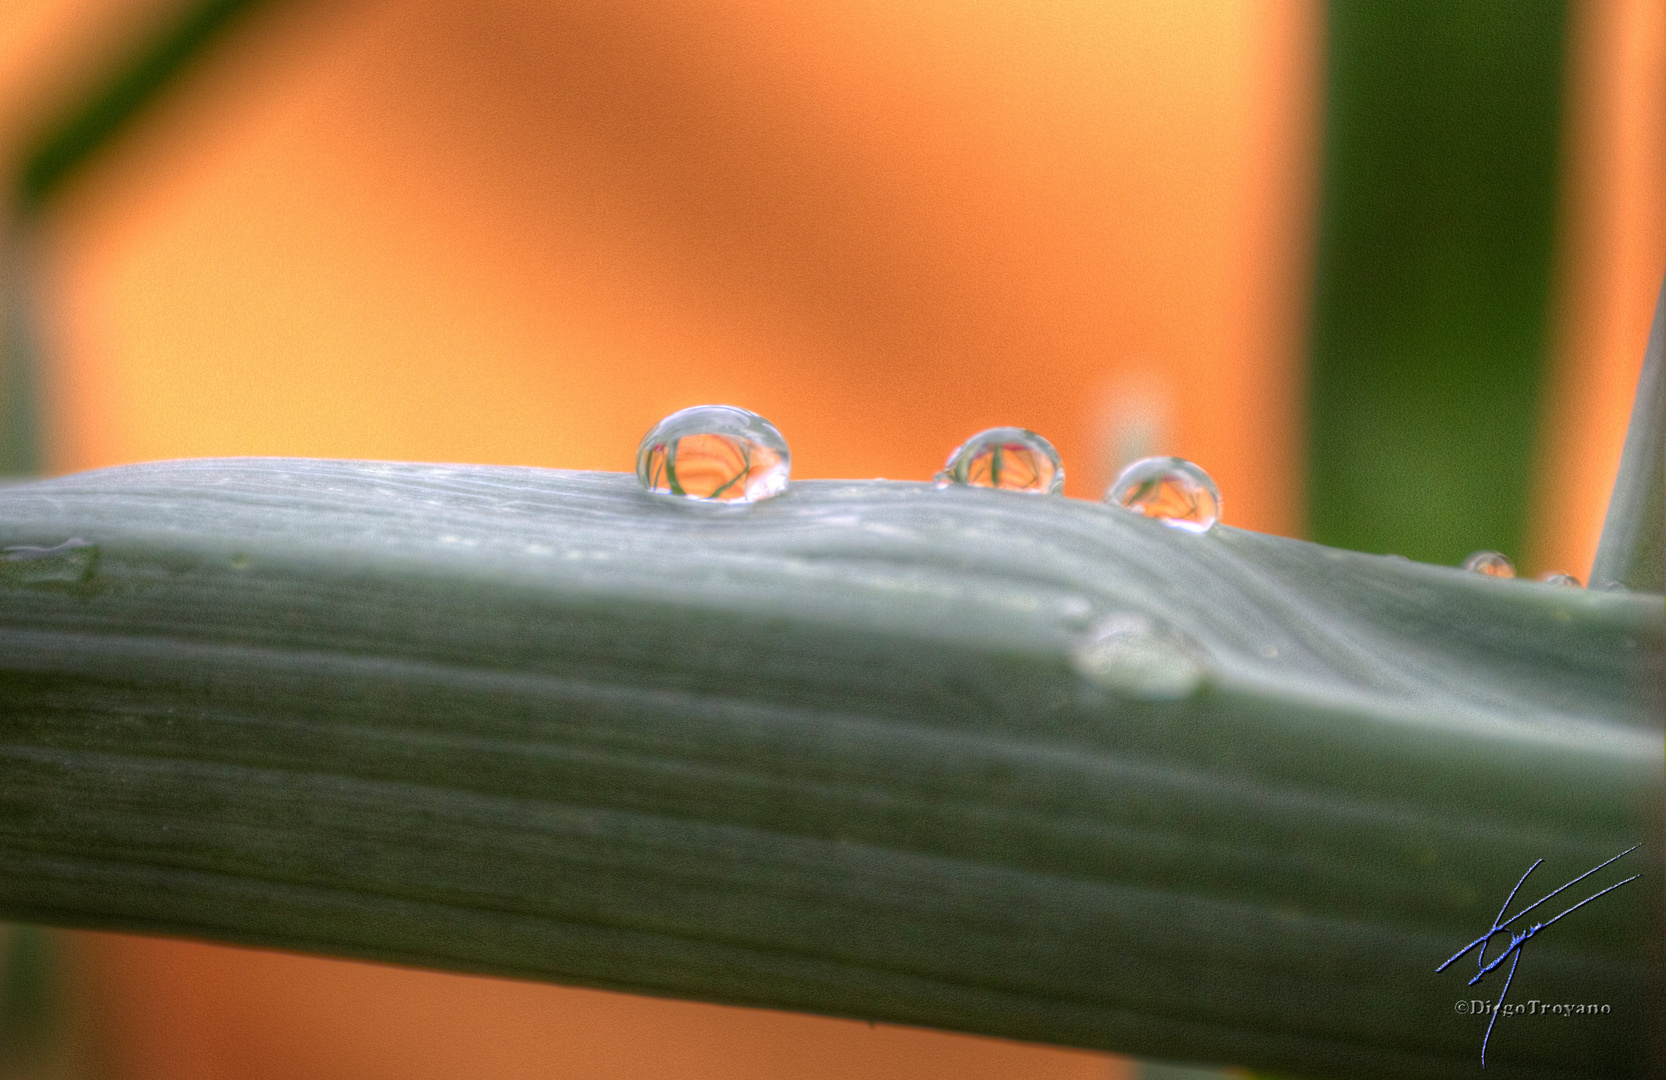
top-left (963, 444), bottom-right (1057, 491)
top-left (1120, 476), bottom-right (1217, 525)
top-left (644, 432), bottom-right (781, 500)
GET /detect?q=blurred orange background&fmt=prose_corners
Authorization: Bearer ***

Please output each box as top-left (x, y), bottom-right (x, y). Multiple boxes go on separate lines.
top-left (21, 0), bottom-right (1320, 533)
top-left (0, 0), bottom-right (1660, 1077)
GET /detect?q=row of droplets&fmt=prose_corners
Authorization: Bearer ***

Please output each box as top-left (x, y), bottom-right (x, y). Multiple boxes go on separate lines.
top-left (635, 404), bottom-right (1219, 531)
top-left (634, 404), bottom-right (1588, 584)
top-left (1457, 551), bottom-right (1583, 587)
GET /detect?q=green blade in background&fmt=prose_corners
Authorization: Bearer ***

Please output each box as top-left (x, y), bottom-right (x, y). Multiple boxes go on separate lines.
top-left (0, 247), bottom-right (43, 478)
top-left (1308, 0), bottom-right (1568, 565)
top-left (16, 0), bottom-right (276, 211)
top-left (2, 0), bottom-right (279, 478)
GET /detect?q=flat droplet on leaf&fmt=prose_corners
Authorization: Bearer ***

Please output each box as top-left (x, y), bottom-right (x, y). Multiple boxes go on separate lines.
top-left (1537, 571), bottom-right (1581, 587)
top-left (1, 538), bottom-right (99, 591)
top-left (1461, 551), bottom-right (1515, 578)
top-left (636, 405), bottom-right (791, 505)
top-left (1105, 456), bottom-right (1221, 533)
top-left (934, 428), bottom-right (1063, 493)
top-left (1071, 613), bottom-right (1206, 700)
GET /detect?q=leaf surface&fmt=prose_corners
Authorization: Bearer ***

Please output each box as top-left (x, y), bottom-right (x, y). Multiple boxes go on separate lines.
top-left (0, 458), bottom-right (1659, 1080)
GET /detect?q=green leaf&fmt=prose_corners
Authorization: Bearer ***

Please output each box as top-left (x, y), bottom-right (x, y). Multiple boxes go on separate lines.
top-left (0, 458), bottom-right (1659, 1080)
top-left (15, 0), bottom-right (274, 209)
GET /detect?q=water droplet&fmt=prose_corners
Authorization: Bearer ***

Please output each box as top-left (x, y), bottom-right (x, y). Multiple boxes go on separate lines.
top-left (1071, 614), bottom-right (1206, 700)
top-left (934, 428), bottom-right (1063, 493)
top-left (1, 538), bottom-right (99, 591)
top-left (636, 405), bottom-right (791, 505)
top-left (1461, 551), bottom-right (1515, 578)
top-left (1105, 456), bottom-right (1221, 534)
top-left (1536, 571), bottom-right (1581, 587)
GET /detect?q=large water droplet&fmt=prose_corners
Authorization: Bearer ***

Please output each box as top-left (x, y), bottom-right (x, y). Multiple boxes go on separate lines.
top-left (1461, 551), bottom-right (1515, 578)
top-left (935, 428), bottom-right (1063, 493)
top-left (1071, 614), bottom-right (1206, 700)
top-left (1, 538), bottom-right (99, 590)
top-left (1537, 571), bottom-right (1581, 587)
top-left (1105, 456), bottom-right (1221, 533)
top-left (636, 405), bottom-right (791, 505)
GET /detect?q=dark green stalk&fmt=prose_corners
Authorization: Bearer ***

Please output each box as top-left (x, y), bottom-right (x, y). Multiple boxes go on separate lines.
top-left (16, 0), bottom-right (277, 210)
top-left (0, 231), bottom-right (44, 478)
top-left (1307, 0), bottom-right (1568, 564)
top-left (3, 0), bottom-right (285, 479)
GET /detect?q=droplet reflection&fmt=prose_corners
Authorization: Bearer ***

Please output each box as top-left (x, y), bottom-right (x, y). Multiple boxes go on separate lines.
top-left (1105, 456), bottom-right (1221, 533)
top-left (1071, 613), bottom-right (1206, 700)
top-left (636, 405), bottom-right (791, 505)
top-left (1461, 551), bottom-right (1515, 578)
top-left (935, 428), bottom-right (1064, 493)
top-left (1, 538), bottom-right (99, 591)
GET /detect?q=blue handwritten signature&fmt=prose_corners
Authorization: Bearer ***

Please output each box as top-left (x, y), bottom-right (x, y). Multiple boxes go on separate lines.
top-left (1437, 845), bottom-right (1638, 1067)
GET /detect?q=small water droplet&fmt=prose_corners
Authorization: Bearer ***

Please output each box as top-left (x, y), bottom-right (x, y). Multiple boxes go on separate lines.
top-left (1595, 579), bottom-right (1628, 593)
top-left (934, 428), bottom-right (1063, 493)
top-left (1461, 551), bottom-right (1515, 578)
top-left (1105, 456), bottom-right (1221, 533)
top-left (636, 405), bottom-right (791, 505)
top-left (1071, 614), bottom-right (1206, 700)
top-left (1536, 571), bottom-right (1581, 587)
top-left (2, 538), bottom-right (99, 590)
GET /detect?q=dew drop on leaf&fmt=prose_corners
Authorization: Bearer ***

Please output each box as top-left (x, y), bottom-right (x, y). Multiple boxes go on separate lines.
top-left (1461, 551), bottom-right (1515, 578)
top-left (1, 538), bottom-right (99, 590)
top-left (636, 405), bottom-right (791, 505)
top-left (934, 428), bottom-right (1063, 493)
top-left (1071, 613), bottom-right (1206, 700)
top-left (1536, 571), bottom-right (1581, 587)
top-left (1105, 456), bottom-right (1221, 534)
